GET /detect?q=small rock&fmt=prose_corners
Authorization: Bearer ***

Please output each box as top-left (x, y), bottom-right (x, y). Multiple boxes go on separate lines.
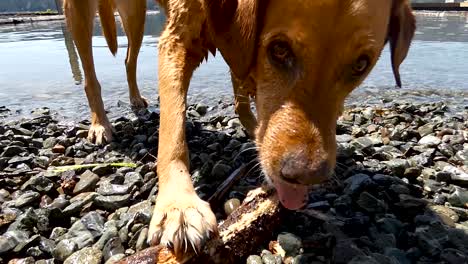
top-left (52, 144), bottom-right (66, 154)
top-left (92, 165), bottom-right (113, 176)
top-left (1, 146), bottom-right (26, 157)
top-left (211, 161), bottom-right (232, 179)
top-left (73, 170), bottom-right (100, 194)
top-left (441, 248), bottom-right (468, 264)
top-left (333, 241), bottom-right (365, 264)
top-left (15, 191), bottom-right (40, 207)
top-left (53, 239), bottom-right (78, 261)
top-left (344, 174), bottom-right (374, 195)
top-left (43, 138), bottom-right (58, 149)
top-left (418, 135), bottom-right (441, 147)
top-left (224, 198), bottom-right (241, 216)
top-left (277, 232), bottom-right (302, 256)
top-left (64, 246), bottom-right (102, 264)
top-left (357, 192), bottom-right (387, 213)
top-left (95, 194), bottom-right (131, 211)
top-left (448, 187), bottom-right (468, 208)
top-left (246, 255), bottom-right (263, 264)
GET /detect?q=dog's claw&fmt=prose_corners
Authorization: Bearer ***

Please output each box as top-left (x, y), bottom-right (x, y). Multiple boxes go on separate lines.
top-left (130, 95), bottom-right (149, 110)
top-left (147, 194), bottom-right (218, 255)
top-left (87, 122), bottom-right (113, 145)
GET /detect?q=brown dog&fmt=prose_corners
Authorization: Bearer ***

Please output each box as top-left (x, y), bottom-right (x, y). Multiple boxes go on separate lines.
top-left (63, 0), bottom-right (148, 145)
top-left (149, 0), bottom-right (415, 256)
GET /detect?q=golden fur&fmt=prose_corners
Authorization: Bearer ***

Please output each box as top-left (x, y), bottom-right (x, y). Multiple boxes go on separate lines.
top-left (64, 0), bottom-right (415, 258)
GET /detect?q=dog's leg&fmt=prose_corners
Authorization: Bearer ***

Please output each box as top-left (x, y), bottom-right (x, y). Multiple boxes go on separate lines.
top-left (115, 0), bottom-right (148, 109)
top-left (147, 15), bottom-right (217, 254)
top-left (231, 73), bottom-right (257, 138)
top-left (63, 0), bottom-right (112, 144)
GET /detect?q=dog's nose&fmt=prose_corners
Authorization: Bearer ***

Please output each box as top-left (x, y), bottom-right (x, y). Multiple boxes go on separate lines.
top-left (280, 150), bottom-right (330, 185)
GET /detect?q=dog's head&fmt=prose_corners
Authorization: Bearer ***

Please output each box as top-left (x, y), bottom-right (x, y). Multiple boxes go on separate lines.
top-left (205, 0), bottom-right (415, 209)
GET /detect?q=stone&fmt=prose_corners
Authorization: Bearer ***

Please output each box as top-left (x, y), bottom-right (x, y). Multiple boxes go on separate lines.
top-left (43, 137), bottom-right (58, 149)
top-left (246, 255), bottom-right (263, 264)
top-left (418, 135), bottom-right (441, 147)
top-left (95, 194), bottom-right (131, 211)
top-left (15, 191), bottom-right (40, 207)
top-left (448, 187), bottom-right (468, 208)
top-left (224, 198), bottom-right (241, 216)
top-left (343, 174), bottom-right (374, 195)
top-left (52, 144), bottom-right (66, 154)
top-left (211, 161), bottom-right (232, 179)
top-left (52, 239), bottom-right (78, 261)
top-left (441, 248), bottom-right (468, 264)
top-left (1, 146), bottom-right (26, 157)
top-left (333, 241), bottom-right (365, 264)
top-left (277, 232), bottom-right (302, 256)
top-left (63, 246), bottom-right (102, 264)
top-left (103, 237), bottom-right (125, 261)
top-left (357, 192), bottom-right (387, 213)
top-left (417, 123), bottom-right (434, 137)
top-left (92, 165), bottom-right (113, 176)
top-left (73, 170), bottom-right (100, 194)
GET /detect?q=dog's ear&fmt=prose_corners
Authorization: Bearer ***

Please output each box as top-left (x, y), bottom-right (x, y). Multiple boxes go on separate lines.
top-left (388, 0), bottom-right (416, 88)
top-left (204, 0), bottom-right (266, 81)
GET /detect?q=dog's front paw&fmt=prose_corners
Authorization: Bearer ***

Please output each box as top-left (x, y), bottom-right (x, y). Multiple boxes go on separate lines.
top-left (130, 95), bottom-right (149, 110)
top-left (148, 194), bottom-right (218, 254)
top-left (87, 121), bottom-right (113, 145)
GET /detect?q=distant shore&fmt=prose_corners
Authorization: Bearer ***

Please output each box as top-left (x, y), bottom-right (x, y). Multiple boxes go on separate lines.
top-left (0, 10), bottom-right (160, 26)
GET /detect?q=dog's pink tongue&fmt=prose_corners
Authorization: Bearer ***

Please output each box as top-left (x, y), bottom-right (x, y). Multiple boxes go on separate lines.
top-left (274, 181), bottom-right (308, 210)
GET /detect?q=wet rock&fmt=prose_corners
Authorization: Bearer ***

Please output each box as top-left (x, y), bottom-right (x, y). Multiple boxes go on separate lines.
top-left (52, 144), bottom-right (65, 154)
top-left (246, 255), bottom-right (263, 264)
top-left (333, 241), bottom-right (365, 264)
top-left (62, 192), bottom-right (97, 215)
top-left (418, 135), bottom-right (441, 147)
top-left (21, 176), bottom-right (54, 193)
top-left (395, 194), bottom-right (428, 213)
top-left (428, 205), bottom-right (459, 224)
top-left (73, 170), bottom-right (100, 194)
top-left (211, 161), bottom-right (232, 179)
top-left (384, 248), bottom-right (411, 264)
top-left (15, 191), bottom-right (40, 208)
top-left (441, 248), bottom-right (468, 264)
top-left (0, 230), bottom-right (29, 254)
top-left (42, 138), bottom-right (57, 149)
top-left (95, 194), bottom-right (131, 211)
top-left (384, 159), bottom-right (410, 177)
top-left (0, 213), bottom-right (16, 228)
top-left (448, 186), bottom-right (468, 208)
top-left (344, 174), bottom-right (374, 196)
top-left (63, 246), bottom-right (102, 264)
top-left (8, 257), bottom-right (35, 264)
top-left (224, 198), bottom-right (241, 216)
top-left (415, 223), bottom-right (447, 257)
top-left (1, 146), bottom-right (26, 157)
top-left (417, 123), bottom-right (434, 137)
top-left (357, 192), bottom-right (387, 213)
top-left (278, 232), bottom-right (302, 256)
top-left (103, 237), bottom-right (125, 262)
top-left (92, 165), bottom-right (113, 176)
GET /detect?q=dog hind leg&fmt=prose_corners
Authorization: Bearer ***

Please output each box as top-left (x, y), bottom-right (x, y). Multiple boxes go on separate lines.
top-left (114, 0), bottom-right (149, 109)
top-left (64, 0), bottom-right (113, 145)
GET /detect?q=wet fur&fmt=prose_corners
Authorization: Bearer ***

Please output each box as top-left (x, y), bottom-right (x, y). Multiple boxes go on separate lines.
top-left (64, 0), bottom-right (416, 258)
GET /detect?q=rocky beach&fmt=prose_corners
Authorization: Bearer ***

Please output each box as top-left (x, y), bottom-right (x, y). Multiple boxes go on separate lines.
top-left (0, 99), bottom-right (467, 264)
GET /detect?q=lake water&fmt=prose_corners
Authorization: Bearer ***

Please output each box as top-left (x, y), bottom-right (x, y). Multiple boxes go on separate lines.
top-left (0, 11), bottom-right (467, 121)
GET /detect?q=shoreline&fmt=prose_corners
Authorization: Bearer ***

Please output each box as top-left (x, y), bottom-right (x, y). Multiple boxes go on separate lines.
top-left (0, 100), bottom-right (466, 263)
top-left (0, 10), bottom-right (160, 26)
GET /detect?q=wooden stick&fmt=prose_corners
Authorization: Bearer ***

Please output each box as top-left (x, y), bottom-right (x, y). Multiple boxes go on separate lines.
top-left (117, 186), bottom-right (283, 264)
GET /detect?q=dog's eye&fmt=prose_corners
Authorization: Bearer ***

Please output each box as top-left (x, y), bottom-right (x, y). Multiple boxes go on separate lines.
top-left (268, 40), bottom-right (294, 68)
top-left (352, 55), bottom-right (370, 75)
